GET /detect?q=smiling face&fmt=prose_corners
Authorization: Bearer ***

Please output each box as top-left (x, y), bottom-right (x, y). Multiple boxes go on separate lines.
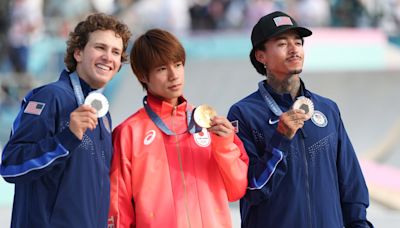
top-left (74, 30), bottom-right (123, 89)
top-left (256, 30), bottom-right (305, 81)
top-left (143, 61), bottom-right (185, 105)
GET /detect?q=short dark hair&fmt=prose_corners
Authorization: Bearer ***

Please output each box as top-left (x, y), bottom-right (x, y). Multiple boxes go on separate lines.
top-left (130, 28), bottom-right (186, 90)
top-left (64, 13), bottom-right (131, 72)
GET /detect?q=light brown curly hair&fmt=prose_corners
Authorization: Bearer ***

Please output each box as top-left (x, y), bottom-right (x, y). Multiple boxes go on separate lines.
top-left (64, 13), bottom-right (131, 72)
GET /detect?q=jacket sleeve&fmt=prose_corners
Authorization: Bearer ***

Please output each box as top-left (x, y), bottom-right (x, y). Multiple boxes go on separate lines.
top-left (336, 113), bottom-right (373, 227)
top-left (227, 105), bottom-right (290, 206)
top-left (210, 131), bottom-right (249, 202)
top-left (108, 125), bottom-right (135, 228)
top-left (0, 89), bottom-right (81, 183)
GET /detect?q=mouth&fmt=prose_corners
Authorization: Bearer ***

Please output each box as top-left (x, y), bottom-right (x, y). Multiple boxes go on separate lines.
top-left (287, 57), bottom-right (303, 66)
top-left (96, 63), bottom-right (112, 71)
top-left (168, 84), bottom-right (181, 90)
top-left (287, 56), bottom-right (302, 63)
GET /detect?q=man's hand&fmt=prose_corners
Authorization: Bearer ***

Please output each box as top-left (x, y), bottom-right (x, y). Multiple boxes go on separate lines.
top-left (277, 109), bottom-right (307, 139)
top-left (69, 105), bottom-right (98, 140)
top-left (208, 116), bottom-right (234, 137)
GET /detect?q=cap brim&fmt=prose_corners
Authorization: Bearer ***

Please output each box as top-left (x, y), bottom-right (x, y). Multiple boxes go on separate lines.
top-left (253, 26), bottom-right (312, 49)
top-left (272, 26), bottom-right (312, 39)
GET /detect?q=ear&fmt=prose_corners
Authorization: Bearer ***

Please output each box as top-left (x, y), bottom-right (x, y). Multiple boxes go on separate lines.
top-left (255, 49), bottom-right (267, 65)
top-left (139, 75), bottom-right (149, 84)
top-left (73, 49), bottom-right (83, 63)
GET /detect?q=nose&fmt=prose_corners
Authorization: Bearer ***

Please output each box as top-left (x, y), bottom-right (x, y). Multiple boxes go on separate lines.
top-left (288, 42), bottom-right (298, 54)
top-left (168, 67), bottom-right (179, 80)
top-left (101, 49), bottom-right (113, 62)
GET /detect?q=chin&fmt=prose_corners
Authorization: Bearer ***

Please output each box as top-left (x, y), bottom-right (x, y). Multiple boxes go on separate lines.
top-left (92, 81), bottom-right (108, 89)
top-left (289, 69), bottom-right (303, 75)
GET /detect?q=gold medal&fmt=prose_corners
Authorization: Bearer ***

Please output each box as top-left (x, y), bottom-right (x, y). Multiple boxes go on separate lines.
top-left (84, 92), bottom-right (109, 118)
top-left (193, 104), bottom-right (217, 128)
top-left (292, 96), bottom-right (314, 120)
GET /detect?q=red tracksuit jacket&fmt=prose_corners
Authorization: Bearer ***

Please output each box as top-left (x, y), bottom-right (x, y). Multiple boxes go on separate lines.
top-left (108, 95), bottom-right (249, 227)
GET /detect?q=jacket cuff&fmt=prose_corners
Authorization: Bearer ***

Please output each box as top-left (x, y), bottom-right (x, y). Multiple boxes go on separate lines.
top-left (269, 130), bottom-right (292, 154)
top-left (56, 127), bottom-right (81, 152)
top-left (211, 132), bottom-right (235, 152)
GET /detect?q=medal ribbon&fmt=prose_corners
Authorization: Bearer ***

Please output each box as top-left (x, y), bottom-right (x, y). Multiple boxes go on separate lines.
top-left (69, 71), bottom-right (108, 139)
top-left (258, 81), bottom-right (283, 116)
top-left (69, 71), bottom-right (85, 105)
top-left (143, 96), bottom-right (200, 136)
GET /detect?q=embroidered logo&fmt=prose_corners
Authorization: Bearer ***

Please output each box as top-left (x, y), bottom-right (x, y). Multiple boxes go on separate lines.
top-left (268, 118), bottom-right (279, 125)
top-left (144, 130), bottom-right (156, 145)
top-left (273, 16), bottom-right (293, 27)
top-left (311, 111), bottom-right (328, 127)
top-left (24, 101), bottom-right (45, 115)
top-left (193, 128), bottom-right (211, 147)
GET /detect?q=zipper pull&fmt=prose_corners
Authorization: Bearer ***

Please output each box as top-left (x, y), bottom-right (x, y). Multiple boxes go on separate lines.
top-left (172, 106), bottom-right (177, 116)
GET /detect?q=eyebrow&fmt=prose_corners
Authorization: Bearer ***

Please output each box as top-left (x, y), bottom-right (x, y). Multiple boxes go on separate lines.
top-left (94, 42), bottom-right (122, 51)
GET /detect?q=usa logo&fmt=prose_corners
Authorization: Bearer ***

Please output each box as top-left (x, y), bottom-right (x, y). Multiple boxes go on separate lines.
top-left (24, 101), bottom-right (45, 115)
top-left (311, 111), bottom-right (328, 127)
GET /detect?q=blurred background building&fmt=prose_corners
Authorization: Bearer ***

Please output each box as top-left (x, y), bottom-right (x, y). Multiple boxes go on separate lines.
top-left (1, 0), bottom-right (400, 227)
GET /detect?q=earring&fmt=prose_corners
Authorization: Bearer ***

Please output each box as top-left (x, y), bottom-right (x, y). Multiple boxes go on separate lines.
top-left (263, 64), bottom-right (267, 69)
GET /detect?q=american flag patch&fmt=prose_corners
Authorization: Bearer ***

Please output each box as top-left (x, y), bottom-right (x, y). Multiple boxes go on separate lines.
top-left (273, 16), bottom-right (293, 27)
top-left (24, 101), bottom-right (46, 115)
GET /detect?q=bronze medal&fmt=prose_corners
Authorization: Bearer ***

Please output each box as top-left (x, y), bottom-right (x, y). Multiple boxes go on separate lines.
top-left (292, 96), bottom-right (314, 120)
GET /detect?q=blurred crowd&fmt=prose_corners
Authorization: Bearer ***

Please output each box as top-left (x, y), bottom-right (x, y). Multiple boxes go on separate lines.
top-left (1, 0), bottom-right (400, 145)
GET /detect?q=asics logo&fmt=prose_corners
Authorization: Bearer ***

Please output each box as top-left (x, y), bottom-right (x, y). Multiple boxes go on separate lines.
top-left (144, 130), bottom-right (156, 145)
top-left (268, 118), bottom-right (279, 125)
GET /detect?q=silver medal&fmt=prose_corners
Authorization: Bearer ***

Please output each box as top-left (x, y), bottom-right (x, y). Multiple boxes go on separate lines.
top-left (84, 92), bottom-right (109, 118)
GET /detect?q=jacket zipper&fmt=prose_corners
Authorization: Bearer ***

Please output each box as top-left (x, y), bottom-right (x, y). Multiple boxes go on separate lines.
top-left (171, 106), bottom-right (192, 228)
top-left (301, 136), bottom-right (313, 228)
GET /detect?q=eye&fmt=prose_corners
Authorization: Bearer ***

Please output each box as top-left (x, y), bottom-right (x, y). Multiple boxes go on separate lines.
top-left (95, 45), bottom-right (105, 50)
top-left (175, 62), bottom-right (183, 68)
top-left (156, 66), bottom-right (167, 72)
top-left (112, 50), bottom-right (121, 56)
top-left (277, 41), bottom-right (287, 47)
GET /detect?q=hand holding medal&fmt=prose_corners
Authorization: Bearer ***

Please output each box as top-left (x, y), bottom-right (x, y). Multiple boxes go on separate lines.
top-left (194, 105), bottom-right (234, 137)
top-left (277, 97), bottom-right (314, 139)
top-left (292, 96), bottom-right (314, 121)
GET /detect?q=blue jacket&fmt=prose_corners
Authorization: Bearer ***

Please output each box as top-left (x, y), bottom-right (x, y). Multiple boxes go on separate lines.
top-left (228, 80), bottom-right (372, 228)
top-left (0, 70), bottom-right (113, 228)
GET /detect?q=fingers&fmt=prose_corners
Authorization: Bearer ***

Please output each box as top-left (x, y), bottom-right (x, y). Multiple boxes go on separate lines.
top-left (286, 109), bottom-right (307, 126)
top-left (69, 105), bottom-right (99, 140)
top-left (208, 116), bottom-right (234, 137)
top-left (75, 105), bottom-right (98, 115)
top-left (277, 109), bottom-right (307, 139)
top-left (73, 105), bottom-right (98, 128)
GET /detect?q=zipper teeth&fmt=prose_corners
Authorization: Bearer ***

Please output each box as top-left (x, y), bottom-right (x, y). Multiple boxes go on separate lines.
top-left (301, 138), bottom-right (312, 228)
top-left (172, 107), bottom-right (192, 228)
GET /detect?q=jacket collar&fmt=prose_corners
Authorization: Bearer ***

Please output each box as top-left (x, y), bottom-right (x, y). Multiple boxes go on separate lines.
top-left (146, 93), bottom-right (188, 118)
top-left (61, 69), bottom-right (96, 97)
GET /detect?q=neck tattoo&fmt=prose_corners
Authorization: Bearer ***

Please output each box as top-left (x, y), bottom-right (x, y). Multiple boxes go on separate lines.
top-left (266, 73), bottom-right (300, 99)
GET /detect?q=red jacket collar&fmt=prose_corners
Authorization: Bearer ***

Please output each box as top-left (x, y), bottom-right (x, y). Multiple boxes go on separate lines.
top-left (146, 93), bottom-right (188, 118)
